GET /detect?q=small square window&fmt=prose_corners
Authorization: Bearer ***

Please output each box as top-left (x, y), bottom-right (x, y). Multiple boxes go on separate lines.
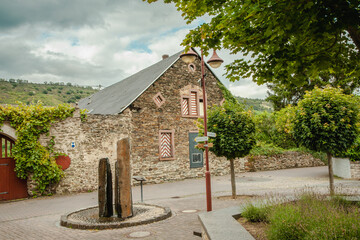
top-left (153, 92), bottom-right (165, 108)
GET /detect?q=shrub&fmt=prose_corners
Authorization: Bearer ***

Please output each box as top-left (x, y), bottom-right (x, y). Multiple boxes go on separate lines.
top-left (242, 203), bottom-right (269, 222)
top-left (241, 192), bottom-right (360, 239)
top-left (273, 105), bottom-right (297, 149)
top-left (249, 142), bottom-right (285, 156)
top-left (267, 195), bottom-right (360, 240)
top-left (346, 135), bottom-right (360, 161)
top-left (253, 111), bottom-right (276, 144)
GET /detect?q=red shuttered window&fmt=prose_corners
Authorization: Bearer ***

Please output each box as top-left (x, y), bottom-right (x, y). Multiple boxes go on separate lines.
top-left (181, 90), bottom-right (202, 118)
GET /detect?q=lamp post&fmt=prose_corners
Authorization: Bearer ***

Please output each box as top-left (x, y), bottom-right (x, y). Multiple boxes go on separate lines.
top-left (180, 48), bottom-right (223, 212)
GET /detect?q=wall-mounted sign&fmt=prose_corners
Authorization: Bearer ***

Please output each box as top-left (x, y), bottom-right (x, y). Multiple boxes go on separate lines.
top-left (71, 142), bottom-right (75, 148)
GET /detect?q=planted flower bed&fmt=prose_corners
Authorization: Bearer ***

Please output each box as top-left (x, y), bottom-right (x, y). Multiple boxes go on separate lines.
top-left (240, 193), bottom-right (360, 240)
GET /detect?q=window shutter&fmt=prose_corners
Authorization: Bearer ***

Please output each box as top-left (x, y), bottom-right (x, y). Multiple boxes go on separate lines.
top-left (160, 132), bottom-right (173, 158)
top-left (190, 91), bottom-right (198, 115)
top-left (182, 98), bottom-right (189, 115)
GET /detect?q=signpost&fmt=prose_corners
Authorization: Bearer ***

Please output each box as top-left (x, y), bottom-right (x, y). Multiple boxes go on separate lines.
top-left (195, 136), bottom-right (209, 142)
top-left (196, 143), bottom-right (213, 148)
top-left (207, 132), bottom-right (216, 138)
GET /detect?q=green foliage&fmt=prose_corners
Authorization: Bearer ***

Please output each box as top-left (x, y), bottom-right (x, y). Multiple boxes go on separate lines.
top-left (0, 102), bottom-right (75, 195)
top-left (0, 79), bottom-right (98, 106)
top-left (249, 142), bottom-right (285, 156)
top-left (273, 105), bottom-right (297, 149)
top-left (253, 111), bottom-right (276, 144)
top-left (80, 109), bottom-right (88, 122)
top-left (217, 81), bottom-right (238, 105)
top-left (267, 195), bottom-right (360, 240)
top-left (197, 101), bottom-right (256, 160)
top-left (242, 193), bottom-right (360, 239)
top-left (346, 135), bottom-right (360, 161)
top-left (293, 86), bottom-right (360, 156)
top-left (253, 107), bottom-right (296, 149)
top-left (146, 0), bottom-right (360, 111)
top-left (242, 203), bottom-right (269, 223)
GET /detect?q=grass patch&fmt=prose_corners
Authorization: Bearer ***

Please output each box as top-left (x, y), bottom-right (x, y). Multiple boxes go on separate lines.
top-left (242, 193), bottom-right (360, 239)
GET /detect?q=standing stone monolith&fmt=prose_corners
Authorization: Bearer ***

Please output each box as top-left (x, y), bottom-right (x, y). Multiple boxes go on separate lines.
top-left (98, 158), bottom-right (113, 218)
top-left (115, 138), bottom-right (133, 219)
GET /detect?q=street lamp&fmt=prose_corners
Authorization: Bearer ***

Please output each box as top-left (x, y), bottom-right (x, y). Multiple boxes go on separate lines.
top-left (180, 48), bottom-right (223, 212)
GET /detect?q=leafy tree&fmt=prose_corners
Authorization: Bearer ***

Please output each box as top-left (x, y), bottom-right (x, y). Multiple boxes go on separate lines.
top-left (293, 87), bottom-right (359, 195)
top-left (146, 0), bottom-right (360, 107)
top-left (197, 101), bottom-right (256, 199)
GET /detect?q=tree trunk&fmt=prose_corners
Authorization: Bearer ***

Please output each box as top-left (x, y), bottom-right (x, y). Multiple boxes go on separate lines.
top-left (230, 159), bottom-right (236, 199)
top-left (347, 26), bottom-right (360, 52)
top-left (327, 152), bottom-right (335, 196)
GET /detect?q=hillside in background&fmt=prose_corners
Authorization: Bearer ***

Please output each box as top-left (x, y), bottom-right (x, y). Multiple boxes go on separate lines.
top-left (0, 79), bottom-right (98, 106)
top-left (235, 96), bottom-right (273, 112)
top-left (0, 78), bottom-right (273, 113)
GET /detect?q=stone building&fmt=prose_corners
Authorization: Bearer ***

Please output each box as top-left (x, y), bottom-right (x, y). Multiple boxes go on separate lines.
top-left (74, 50), bottom-right (229, 188)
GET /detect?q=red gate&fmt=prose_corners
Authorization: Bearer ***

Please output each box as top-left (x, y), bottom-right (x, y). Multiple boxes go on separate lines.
top-left (0, 134), bottom-right (28, 201)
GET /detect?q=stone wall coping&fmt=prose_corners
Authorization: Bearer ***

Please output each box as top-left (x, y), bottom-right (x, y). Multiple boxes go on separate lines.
top-left (198, 206), bottom-right (255, 240)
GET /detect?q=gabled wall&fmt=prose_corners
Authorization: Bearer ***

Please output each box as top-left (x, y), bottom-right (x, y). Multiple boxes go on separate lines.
top-left (129, 57), bottom-right (245, 183)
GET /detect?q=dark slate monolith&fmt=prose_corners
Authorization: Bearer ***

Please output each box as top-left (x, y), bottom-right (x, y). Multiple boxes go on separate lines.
top-left (115, 138), bottom-right (133, 219)
top-left (98, 158), bottom-right (113, 218)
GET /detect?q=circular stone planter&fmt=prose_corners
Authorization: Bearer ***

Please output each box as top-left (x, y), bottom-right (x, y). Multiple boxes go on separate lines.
top-left (60, 203), bottom-right (171, 230)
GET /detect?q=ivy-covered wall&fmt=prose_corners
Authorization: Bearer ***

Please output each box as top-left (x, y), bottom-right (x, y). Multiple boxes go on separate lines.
top-left (0, 103), bottom-right (75, 195)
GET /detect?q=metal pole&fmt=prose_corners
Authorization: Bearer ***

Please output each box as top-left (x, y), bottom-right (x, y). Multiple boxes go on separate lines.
top-left (201, 49), bottom-right (212, 212)
top-left (140, 181), bottom-right (143, 202)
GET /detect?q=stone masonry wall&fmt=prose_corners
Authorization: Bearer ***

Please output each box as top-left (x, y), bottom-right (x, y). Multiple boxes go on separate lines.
top-left (244, 151), bottom-right (325, 172)
top-left (350, 161), bottom-right (360, 179)
top-left (39, 108), bottom-right (132, 193)
top-left (129, 57), bottom-right (236, 184)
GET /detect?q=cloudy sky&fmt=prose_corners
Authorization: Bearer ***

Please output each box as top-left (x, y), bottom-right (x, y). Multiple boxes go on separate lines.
top-left (0, 0), bottom-right (269, 99)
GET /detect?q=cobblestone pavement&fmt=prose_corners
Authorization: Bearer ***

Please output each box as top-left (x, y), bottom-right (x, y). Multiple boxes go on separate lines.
top-left (1, 166), bottom-right (359, 240)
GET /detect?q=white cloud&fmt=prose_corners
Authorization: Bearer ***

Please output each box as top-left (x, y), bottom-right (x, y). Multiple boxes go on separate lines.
top-left (228, 81), bottom-right (268, 99)
top-left (0, 0), bottom-right (269, 99)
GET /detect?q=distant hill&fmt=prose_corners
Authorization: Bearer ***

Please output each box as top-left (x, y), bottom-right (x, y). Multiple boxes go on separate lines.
top-left (0, 78), bottom-right (273, 112)
top-left (235, 96), bottom-right (273, 113)
top-left (0, 79), bottom-right (98, 106)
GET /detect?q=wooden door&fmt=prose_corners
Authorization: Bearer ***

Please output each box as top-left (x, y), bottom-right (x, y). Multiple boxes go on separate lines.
top-left (0, 135), bottom-right (28, 201)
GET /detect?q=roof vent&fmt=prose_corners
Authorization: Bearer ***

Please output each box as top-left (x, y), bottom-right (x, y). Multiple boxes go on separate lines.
top-left (162, 54), bottom-right (169, 60)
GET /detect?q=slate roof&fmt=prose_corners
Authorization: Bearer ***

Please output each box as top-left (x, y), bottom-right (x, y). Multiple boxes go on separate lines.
top-left (78, 50), bottom-right (182, 115)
